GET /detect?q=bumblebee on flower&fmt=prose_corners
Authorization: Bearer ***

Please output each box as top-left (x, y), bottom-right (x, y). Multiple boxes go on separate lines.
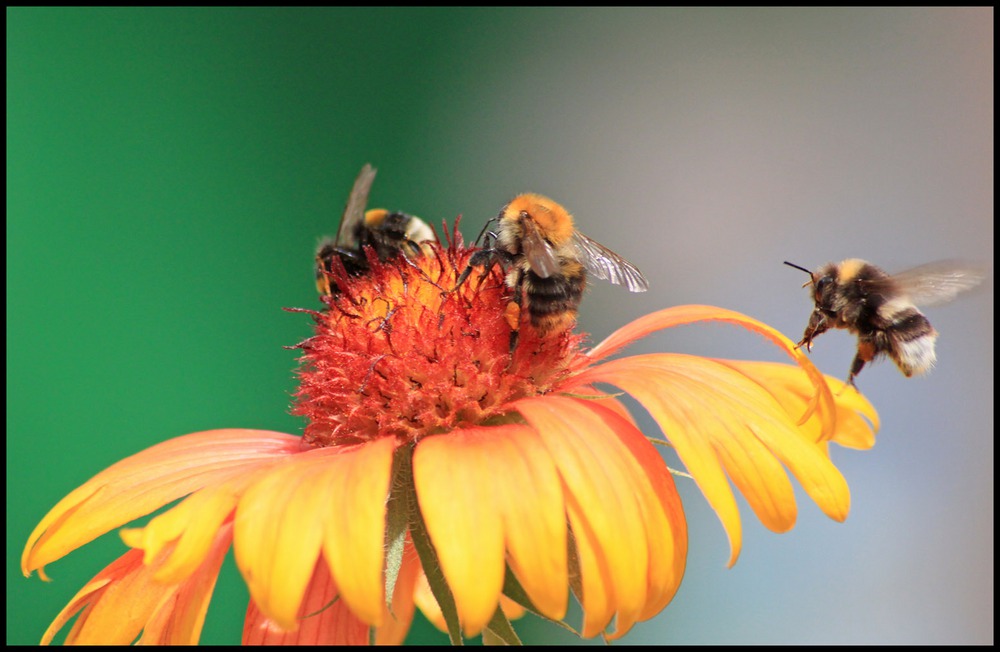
top-left (22, 172), bottom-right (877, 645)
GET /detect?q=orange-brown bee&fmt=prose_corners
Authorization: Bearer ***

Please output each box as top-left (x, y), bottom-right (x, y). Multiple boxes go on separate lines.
top-left (785, 258), bottom-right (984, 386)
top-left (315, 163), bottom-right (436, 295)
top-left (456, 193), bottom-right (648, 347)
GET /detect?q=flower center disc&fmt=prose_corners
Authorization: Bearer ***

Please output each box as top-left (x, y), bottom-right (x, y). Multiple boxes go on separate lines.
top-left (294, 243), bottom-right (585, 447)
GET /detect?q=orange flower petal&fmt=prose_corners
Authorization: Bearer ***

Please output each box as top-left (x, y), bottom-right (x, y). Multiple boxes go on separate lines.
top-left (23, 429), bottom-right (300, 579)
top-left (413, 424), bottom-right (567, 636)
top-left (413, 567), bottom-right (525, 637)
top-left (715, 360), bottom-right (879, 450)
top-left (120, 477), bottom-right (248, 583)
top-left (319, 436), bottom-right (397, 626)
top-left (41, 549), bottom-right (148, 645)
top-left (137, 525), bottom-right (231, 645)
top-left (584, 305), bottom-right (837, 441)
top-left (242, 557), bottom-right (369, 645)
top-left (573, 354), bottom-right (850, 567)
top-left (579, 401), bottom-right (687, 624)
top-left (43, 526), bottom-right (230, 645)
top-left (241, 544), bottom-right (420, 645)
top-left (233, 438), bottom-right (395, 632)
top-left (489, 433), bottom-right (569, 622)
top-left (825, 386), bottom-right (879, 450)
top-left (233, 463), bottom-right (324, 631)
top-left (413, 428), bottom-right (505, 636)
top-left (514, 396), bottom-right (678, 638)
top-left (559, 384), bottom-right (637, 426)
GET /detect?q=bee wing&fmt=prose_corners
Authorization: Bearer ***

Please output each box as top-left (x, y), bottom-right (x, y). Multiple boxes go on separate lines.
top-left (569, 231), bottom-right (649, 292)
top-left (335, 163), bottom-right (377, 248)
top-left (520, 216), bottom-right (561, 279)
top-left (889, 260), bottom-right (986, 306)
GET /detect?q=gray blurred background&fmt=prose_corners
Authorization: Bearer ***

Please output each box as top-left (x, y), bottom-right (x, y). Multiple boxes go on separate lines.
top-left (9, 7), bottom-right (992, 644)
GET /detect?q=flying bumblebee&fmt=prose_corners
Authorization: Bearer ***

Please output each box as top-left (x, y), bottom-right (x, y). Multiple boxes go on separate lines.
top-left (784, 258), bottom-right (984, 386)
top-left (315, 163), bottom-right (436, 295)
top-left (456, 193), bottom-right (648, 347)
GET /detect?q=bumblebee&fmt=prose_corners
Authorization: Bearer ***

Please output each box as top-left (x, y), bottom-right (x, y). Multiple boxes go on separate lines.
top-left (785, 258), bottom-right (984, 386)
top-left (456, 193), bottom-right (648, 346)
top-left (315, 163), bottom-right (436, 295)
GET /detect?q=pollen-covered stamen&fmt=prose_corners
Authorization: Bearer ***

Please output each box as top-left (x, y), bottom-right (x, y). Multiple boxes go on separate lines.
top-left (294, 240), bottom-right (586, 447)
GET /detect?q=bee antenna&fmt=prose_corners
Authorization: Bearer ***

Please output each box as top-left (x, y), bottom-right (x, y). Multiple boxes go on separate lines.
top-left (783, 261), bottom-right (813, 275)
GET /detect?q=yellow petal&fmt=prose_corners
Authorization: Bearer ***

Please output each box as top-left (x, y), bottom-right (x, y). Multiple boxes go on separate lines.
top-left (320, 436), bottom-right (396, 625)
top-left (241, 559), bottom-right (370, 645)
top-left (574, 354), bottom-right (850, 567)
top-left (413, 428), bottom-right (505, 636)
top-left (41, 551), bottom-right (146, 645)
top-left (491, 429), bottom-right (568, 621)
top-left (585, 305), bottom-right (837, 441)
top-left (560, 384), bottom-right (638, 425)
top-left (580, 400), bottom-right (687, 623)
top-left (514, 396), bottom-right (660, 638)
top-left (136, 524), bottom-right (231, 645)
top-left (564, 505), bottom-right (614, 638)
top-left (715, 360), bottom-right (879, 449)
top-left (413, 424), bottom-right (567, 636)
top-left (24, 429), bottom-right (300, 579)
top-left (233, 458), bottom-right (329, 630)
top-left (234, 439), bottom-right (394, 631)
top-left (120, 477), bottom-right (248, 583)
top-left (44, 526), bottom-right (230, 645)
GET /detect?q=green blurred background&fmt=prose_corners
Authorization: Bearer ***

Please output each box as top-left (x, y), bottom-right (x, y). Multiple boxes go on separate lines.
top-left (8, 8), bottom-right (992, 645)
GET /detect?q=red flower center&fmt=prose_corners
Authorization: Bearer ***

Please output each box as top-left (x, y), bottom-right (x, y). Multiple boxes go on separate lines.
top-left (293, 239), bottom-right (588, 447)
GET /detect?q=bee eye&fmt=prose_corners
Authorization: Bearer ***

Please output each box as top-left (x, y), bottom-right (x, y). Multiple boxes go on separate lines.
top-left (813, 276), bottom-right (834, 302)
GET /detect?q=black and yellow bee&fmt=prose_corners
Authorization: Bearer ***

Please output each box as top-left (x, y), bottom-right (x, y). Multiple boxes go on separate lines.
top-left (315, 164), bottom-right (436, 295)
top-left (785, 258), bottom-right (984, 386)
top-left (457, 194), bottom-right (648, 346)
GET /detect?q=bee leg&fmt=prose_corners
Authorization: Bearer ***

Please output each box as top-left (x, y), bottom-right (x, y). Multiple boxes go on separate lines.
top-left (800, 310), bottom-right (831, 352)
top-left (794, 329), bottom-right (817, 352)
top-left (508, 327), bottom-right (520, 357)
top-left (453, 249), bottom-right (493, 291)
top-left (453, 249), bottom-right (514, 292)
top-left (506, 296), bottom-right (522, 357)
top-left (846, 340), bottom-right (877, 388)
top-left (846, 358), bottom-right (864, 388)
top-left (501, 270), bottom-right (528, 358)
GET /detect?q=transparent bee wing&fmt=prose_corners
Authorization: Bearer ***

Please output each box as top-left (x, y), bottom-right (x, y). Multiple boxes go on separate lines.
top-left (890, 261), bottom-right (986, 306)
top-left (569, 231), bottom-right (649, 292)
top-left (335, 163), bottom-right (377, 248)
top-left (520, 217), bottom-right (561, 279)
